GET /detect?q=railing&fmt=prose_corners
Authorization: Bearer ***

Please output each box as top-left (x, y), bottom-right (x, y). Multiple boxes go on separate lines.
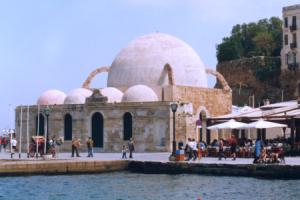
top-left (290, 42), bottom-right (297, 49)
top-left (290, 24), bottom-right (297, 31)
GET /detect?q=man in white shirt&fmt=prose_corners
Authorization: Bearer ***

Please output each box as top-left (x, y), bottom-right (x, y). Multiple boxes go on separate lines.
top-left (191, 138), bottom-right (198, 161)
top-left (11, 137), bottom-right (17, 159)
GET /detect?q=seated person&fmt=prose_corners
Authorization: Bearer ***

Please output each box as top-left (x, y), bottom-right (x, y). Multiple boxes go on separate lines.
top-left (259, 148), bottom-right (267, 163)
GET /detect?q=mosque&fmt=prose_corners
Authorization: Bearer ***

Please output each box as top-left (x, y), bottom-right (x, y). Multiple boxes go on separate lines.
top-left (15, 33), bottom-right (232, 152)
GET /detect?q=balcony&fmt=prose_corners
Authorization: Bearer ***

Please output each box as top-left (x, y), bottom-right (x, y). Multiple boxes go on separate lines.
top-left (288, 63), bottom-right (299, 71)
top-left (290, 43), bottom-right (297, 49)
top-left (290, 24), bottom-right (297, 31)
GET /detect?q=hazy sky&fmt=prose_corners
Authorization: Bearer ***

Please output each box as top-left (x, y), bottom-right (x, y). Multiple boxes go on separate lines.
top-left (0, 0), bottom-right (299, 130)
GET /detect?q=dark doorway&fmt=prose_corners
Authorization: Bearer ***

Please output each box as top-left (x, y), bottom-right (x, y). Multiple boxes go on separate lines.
top-left (92, 112), bottom-right (104, 147)
top-left (64, 114), bottom-right (72, 140)
top-left (257, 129), bottom-right (266, 141)
top-left (206, 130), bottom-right (211, 145)
top-left (295, 119), bottom-right (300, 142)
top-left (123, 112), bottom-right (132, 140)
top-left (35, 114), bottom-right (45, 136)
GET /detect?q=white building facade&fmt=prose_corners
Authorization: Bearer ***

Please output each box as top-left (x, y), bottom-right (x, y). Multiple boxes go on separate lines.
top-left (281, 4), bottom-right (300, 71)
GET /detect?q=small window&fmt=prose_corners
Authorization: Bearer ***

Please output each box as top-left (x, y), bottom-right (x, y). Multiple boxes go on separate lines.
top-left (285, 17), bottom-right (288, 28)
top-left (284, 35), bottom-right (288, 45)
top-left (123, 112), bottom-right (132, 140)
top-left (293, 33), bottom-right (297, 43)
top-left (285, 54), bottom-right (289, 65)
top-left (64, 114), bottom-right (72, 140)
top-left (35, 114), bottom-right (45, 136)
top-left (292, 16), bottom-right (297, 27)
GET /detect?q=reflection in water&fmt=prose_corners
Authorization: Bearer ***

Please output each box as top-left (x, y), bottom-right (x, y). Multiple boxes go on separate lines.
top-left (0, 172), bottom-right (299, 200)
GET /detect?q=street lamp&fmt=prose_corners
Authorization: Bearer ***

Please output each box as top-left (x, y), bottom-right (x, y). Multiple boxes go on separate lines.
top-left (170, 102), bottom-right (178, 157)
top-left (44, 106), bottom-right (51, 155)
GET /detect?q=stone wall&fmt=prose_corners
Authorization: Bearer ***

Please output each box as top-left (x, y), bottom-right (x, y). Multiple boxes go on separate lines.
top-left (172, 86), bottom-right (232, 117)
top-left (216, 57), bottom-right (282, 106)
top-left (15, 102), bottom-right (172, 153)
top-left (0, 160), bottom-right (128, 175)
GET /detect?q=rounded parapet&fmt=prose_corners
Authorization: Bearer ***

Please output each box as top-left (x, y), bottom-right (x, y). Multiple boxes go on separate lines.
top-left (205, 68), bottom-right (231, 91)
top-left (82, 66), bottom-right (110, 89)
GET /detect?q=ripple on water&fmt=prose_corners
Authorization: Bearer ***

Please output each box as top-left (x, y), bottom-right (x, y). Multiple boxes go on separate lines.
top-left (0, 172), bottom-right (299, 200)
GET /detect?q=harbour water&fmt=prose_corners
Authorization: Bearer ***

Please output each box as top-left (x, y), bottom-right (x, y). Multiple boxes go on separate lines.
top-left (0, 172), bottom-right (299, 200)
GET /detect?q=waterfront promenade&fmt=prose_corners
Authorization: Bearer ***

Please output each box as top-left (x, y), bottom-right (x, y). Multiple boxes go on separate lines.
top-left (1, 152), bottom-right (300, 178)
top-left (1, 152), bottom-right (300, 165)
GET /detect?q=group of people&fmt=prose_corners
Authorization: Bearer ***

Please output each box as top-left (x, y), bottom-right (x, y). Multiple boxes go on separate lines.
top-left (218, 135), bottom-right (238, 161)
top-left (0, 136), bottom-right (8, 153)
top-left (71, 136), bottom-right (95, 158)
top-left (254, 139), bottom-right (285, 164)
top-left (71, 137), bottom-right (135, 159)
top-left (122, 138), bottom-right (135, 159)
top-left (184, 138), bottom-right (199, 161)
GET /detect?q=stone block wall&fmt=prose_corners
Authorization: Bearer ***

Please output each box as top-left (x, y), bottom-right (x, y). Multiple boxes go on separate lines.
top-left (15, 102), bottom-right (172, 153)
top-left (173, 86), bottom-right (232, 117)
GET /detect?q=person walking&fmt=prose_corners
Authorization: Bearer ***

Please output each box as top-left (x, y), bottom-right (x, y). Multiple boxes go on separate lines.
top-left (218, 138), bottom-right (227, 160)
top-left (86, 137), bottom-right (94, 157)
top-left (2, 137), bottom-right (7, 152)
top-left (11, 137), bottom-right (17, 159)
top-left (0, 136), bottom-right (2, 153)
top-left (121, 144), bottom-right (127, 159)
top-left (254, 139), bottom-right (261, 163)
top-left (229, 135), bottom-right (237, 160)
top-left (71, 137), bottom-right (81, 157)
top-left (128, 138), bottom-right (135, 159)
top-left (192, 138), bottom-right (198, 161)
top-left (185, 138), bottom-right (193, 161)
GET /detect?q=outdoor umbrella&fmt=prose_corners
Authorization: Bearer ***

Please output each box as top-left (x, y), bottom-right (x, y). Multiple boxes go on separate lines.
top-left (246, 118), bottom-right (287, 140)
top-left (207, 119), bottom-right (248, 130)
top-left (246, 119), bottom-right (287, 129)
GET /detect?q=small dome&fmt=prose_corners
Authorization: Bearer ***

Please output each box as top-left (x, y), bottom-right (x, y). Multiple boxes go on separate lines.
top-left (101, 87), bottom-right (123, 103)
top-left (64, 88), bottom-right (92, 104)
top-left (37, 89), bottom-right (66, 105)
top-left (122, 85), bottom-right (158, 102)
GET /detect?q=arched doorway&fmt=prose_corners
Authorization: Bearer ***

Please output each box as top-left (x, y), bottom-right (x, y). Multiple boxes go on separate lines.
top-left (91, 112), bottom-right (104, 148)
top-left (35, 114), bottom-right (45, 136)
top-left (123, 112), bottom-right (132, 140)
top-left (64, 114), bottom-right (72, 140)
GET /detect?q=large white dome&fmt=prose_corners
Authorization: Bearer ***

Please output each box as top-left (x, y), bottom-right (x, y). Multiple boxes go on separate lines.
top-left (107, 33), bottom-right (207, 88)
top-left (101, 87), bottom-right (123, 103)
top-left (122, 85), bottom-right (158, 102)
top-left (37, 89), bottom-right (66, 105)
top-left (64, 88), bottom-right (92, 104)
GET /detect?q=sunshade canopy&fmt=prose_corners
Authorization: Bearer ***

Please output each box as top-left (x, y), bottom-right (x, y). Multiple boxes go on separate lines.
top-left (207, 119), bottom-right (248, 130)
top-left (246, 119), bottom-right (287, 129)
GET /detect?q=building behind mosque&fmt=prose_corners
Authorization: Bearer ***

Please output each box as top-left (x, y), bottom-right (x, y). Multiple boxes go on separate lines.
top-left (15, 33), bottom-right (232, 152)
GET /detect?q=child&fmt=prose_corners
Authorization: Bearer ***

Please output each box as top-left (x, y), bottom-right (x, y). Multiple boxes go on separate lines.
top-left (122, 145), bottom-right (127, 159)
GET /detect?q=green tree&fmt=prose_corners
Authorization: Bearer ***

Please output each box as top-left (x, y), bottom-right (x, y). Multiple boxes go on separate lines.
top-left (216, 17), bottom-right (282, 62)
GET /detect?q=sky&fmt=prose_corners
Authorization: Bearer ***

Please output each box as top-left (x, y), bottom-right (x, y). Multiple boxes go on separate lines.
top-left (0, 0), bottom-right (299, 131)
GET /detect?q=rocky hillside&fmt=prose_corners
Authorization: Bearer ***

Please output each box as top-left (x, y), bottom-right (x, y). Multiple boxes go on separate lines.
top-left (216, 56), bottom-right (285, 106)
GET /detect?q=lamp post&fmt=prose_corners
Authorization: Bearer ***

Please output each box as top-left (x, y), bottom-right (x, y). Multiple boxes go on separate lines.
top-left (170, 102), bottom-right (178, 157)
top-left (43, 106), bottom-right (50, 155)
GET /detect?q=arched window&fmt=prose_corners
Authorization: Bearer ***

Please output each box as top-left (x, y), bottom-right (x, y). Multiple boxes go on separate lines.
top-left (64, 114), bottom-right (72, 140)
top-left (35, 114), bottom-right (45, 136)
top-left (91, 112), bottom-right (104, 148)
top-left (123, 112), bottom-right (132, 140)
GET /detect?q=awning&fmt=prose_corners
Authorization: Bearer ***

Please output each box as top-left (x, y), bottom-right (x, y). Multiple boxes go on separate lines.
top-left (207, 119), bottom-right (248, 130)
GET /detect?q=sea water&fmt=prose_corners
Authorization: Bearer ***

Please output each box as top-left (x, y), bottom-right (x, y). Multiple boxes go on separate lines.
top-left (0, 172), bottom-right (299, 200)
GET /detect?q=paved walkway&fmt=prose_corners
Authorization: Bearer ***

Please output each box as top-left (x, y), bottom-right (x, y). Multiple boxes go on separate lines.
top-left (1, 152), bottom-right (300, 165)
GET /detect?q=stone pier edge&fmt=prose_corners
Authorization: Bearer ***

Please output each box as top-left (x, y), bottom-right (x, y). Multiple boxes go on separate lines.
top-left (1, 160), bottom-right (300, 179)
